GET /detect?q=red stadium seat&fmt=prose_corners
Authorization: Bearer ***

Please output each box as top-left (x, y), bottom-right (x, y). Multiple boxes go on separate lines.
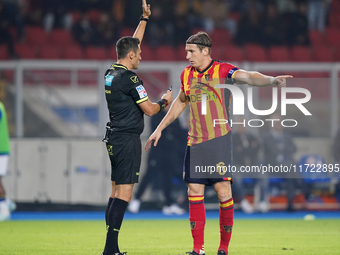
top-left (120, 28), bottom-right (135, 37)
top-left (244, 44), bottom-right (268, 62)
top-left (155, 46), bottom-right (177, 61)
top-left (210, 29), bottom-right (231, 46)
top-left (49, 29), bottom-right (74, 46)
top-left (108, 47), bottom-right (117, 60)
top-left (140, 44), bottom-right (155, 61)
top-left (15, 43), bottom-right (36, 59)
top-left (61, 45), bottom-right (84, 59)
top-left (309, 30), bottom-right (324, 46)
top-left (325, 28), bottom-right (340, 46)
top-left (0, 45), bottom-right (9, 60)
top-left (38, 45), bottom-right (61, 59)
top-left (313, 46), bottom-right (336, 62)
top-left (268, 46), bottom-right (291, 62)
top-left (213, 45), bottom-right (243, 62)
top-left (176, 44), bottom-right (187, 61)
top-left (25, 26), bottom-right (48, 46)
top-left (291, 46), bottom-right (313, 62)
top-left (85, 47), bottom-right (107, 60)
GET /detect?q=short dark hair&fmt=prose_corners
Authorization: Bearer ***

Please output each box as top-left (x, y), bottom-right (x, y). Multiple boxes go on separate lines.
top-left (116, 36), bottom-right (140, 59)
top-left (186, 31), bottom-right (212, 55)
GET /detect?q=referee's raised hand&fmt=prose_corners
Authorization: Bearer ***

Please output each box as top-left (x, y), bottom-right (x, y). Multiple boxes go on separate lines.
top-left (142, 0), bottom-right (151, 18)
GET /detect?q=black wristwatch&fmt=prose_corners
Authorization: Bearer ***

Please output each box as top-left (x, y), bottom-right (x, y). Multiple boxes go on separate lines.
top-left (140, 15), bottom-right (149, 22)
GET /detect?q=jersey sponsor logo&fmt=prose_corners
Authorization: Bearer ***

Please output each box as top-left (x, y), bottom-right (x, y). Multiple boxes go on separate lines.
top-left (105, 90), bottom-right (111, 94)
top-left (136, 85), bottom-right (147, 99)
top-left (105, 75), bottom-right (114, 86)
top-left (130, 76), bottom-right (139, 83)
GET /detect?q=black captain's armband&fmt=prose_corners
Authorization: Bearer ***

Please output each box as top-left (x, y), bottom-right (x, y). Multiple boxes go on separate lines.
top-left (102, 122), bottom-right (115, 143)
top-left (225, 67), bottom-right (239, 84)
top-left (157, 99), bottom-right (168, 112)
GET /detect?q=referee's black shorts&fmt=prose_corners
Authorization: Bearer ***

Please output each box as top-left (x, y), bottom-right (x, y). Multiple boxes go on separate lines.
top-left (106, 133), bottom-right (141, 185)
top-left (183, 132), bottom-right (233, 186)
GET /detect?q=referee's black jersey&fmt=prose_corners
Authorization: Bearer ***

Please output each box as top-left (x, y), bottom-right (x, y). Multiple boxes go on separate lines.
top-left (104, 63), bottom-right (149, 135)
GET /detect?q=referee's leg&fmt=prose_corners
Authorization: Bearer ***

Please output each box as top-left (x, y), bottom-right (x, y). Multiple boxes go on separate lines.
top-left (103, 182), bottom-right (134, 254)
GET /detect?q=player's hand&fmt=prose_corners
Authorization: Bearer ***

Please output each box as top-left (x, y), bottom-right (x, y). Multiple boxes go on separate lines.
top-left (145, 130), bottom-right (162, 151)
top-left (161, 90), bottom-right (173, 105)
top-left (142, 0), bottom-right (151, 18)
top-left (272, 75), bottom-right (293, 88)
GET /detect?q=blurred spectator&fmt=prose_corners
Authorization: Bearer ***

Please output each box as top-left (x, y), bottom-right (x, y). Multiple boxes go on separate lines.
top-left (25, 0), bottom-right (44, 27)
top-left (145, 5), bottom-right (172, 48)
top-left (96, 12), bottom-right (121, 48)
top-left (0, 2), bottom-right (17, 58)
top-left (235, 6), bottom-right (262, 46)
top-left (261, 2), bottom-right (285, 47)
top-left (262, 114), bottom-right (298, 211)
top-left (72, 12), bottom-right (97, 48)
top-left (289, 1), bottom-right (310, 46)
top-left (173, 3), bottom-right (191, 47)
top-left (128, 110), bottom-right (187, 215)
top-left (43, 0), bottom-right (73, 32)
top-left (3, 0), bottom-right (25, 41)
top-left (201, 0), bottom-right (226, 33)
top-left (307, 0), bottom-right (332, 32)
top-left (232, 122), bottom-right (269, 213)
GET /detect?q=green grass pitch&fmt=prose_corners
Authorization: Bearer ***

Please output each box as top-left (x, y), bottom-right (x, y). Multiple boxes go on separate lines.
top-left (1, 219), bottom-right (340, 255)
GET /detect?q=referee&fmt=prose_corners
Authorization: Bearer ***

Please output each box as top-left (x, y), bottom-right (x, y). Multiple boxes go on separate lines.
top-left (101, 1), bottom-right (173, 255)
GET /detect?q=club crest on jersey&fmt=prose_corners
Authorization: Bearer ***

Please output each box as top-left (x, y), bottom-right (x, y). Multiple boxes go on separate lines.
top-left (190, 222), bottom-right (196, 229)
top-left (136, 85), bottom-right (147, 99)
top-left (130, 76), bottom-right (139, 83)
top-left (223, 225), bottom-right (233, 233)
top-left (204, 74), bottom-right (211, 81)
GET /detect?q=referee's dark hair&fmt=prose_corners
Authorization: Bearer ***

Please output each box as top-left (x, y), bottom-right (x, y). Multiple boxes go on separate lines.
top-left (186, 31), bottom-right (212, 55)
top-left (116, 36), bottom-right (140, 59)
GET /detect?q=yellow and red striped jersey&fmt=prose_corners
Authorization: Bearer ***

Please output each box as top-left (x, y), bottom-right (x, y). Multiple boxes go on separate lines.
top-left (180, 60), bottom-right (239, 146)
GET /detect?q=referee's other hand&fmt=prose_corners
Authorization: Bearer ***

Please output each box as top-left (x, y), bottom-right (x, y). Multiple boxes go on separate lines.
top-left (161, 90), bottom-right (173, 104)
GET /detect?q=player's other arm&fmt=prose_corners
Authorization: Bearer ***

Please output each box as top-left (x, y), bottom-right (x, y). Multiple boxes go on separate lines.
top-left (233, 70), bottom-right (293, 87)
top-left (132, 0), bottom-right (151, 44)
top-left (139, 90), bottom-right (173, 117)
top-left (145, 90), bottom-right (188, 150)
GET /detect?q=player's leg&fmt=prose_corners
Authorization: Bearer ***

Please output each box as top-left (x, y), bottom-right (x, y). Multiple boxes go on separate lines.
top-left (188, 183), bottom-right (206, 255)
top-left (214, 181), bottom-right (233, 255)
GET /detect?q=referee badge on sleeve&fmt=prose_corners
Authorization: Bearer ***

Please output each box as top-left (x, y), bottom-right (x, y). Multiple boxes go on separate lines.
top-left (136, 85), bottom-right (147, 99)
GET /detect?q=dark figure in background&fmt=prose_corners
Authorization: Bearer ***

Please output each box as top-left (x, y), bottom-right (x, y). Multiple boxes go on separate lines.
top-left (235, 7), bottom-right (262, 46)
top-left (0, 2), bottom-right (16, 58)
top-left (262, 114), bottom-right (298, 211)
top-left (145, 5), bottom-right (172, 48)
top-left (288, 1), bottom-right (310, 46)
top-left (128, 110), bottom-right (186, 215)
top-left (72, 12), bottom-right (97, 47)
top-left (232, 122), bottom-right (269, 213)
top-left (96, 12), bottom-right (121, 48)
top-left (261, 2), bottom-right (285, 47)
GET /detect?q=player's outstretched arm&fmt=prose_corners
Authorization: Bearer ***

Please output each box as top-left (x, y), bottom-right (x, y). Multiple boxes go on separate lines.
top-left (145, 90), bottom-right (188, 151)
top-left (132, 0), bottom-right (151, 44)
top-left (234, 70), bottom-right (293, 88)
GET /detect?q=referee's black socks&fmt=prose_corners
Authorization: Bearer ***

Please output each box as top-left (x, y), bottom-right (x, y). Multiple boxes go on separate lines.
top-left (103, 197), bottom-right (128, 254)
